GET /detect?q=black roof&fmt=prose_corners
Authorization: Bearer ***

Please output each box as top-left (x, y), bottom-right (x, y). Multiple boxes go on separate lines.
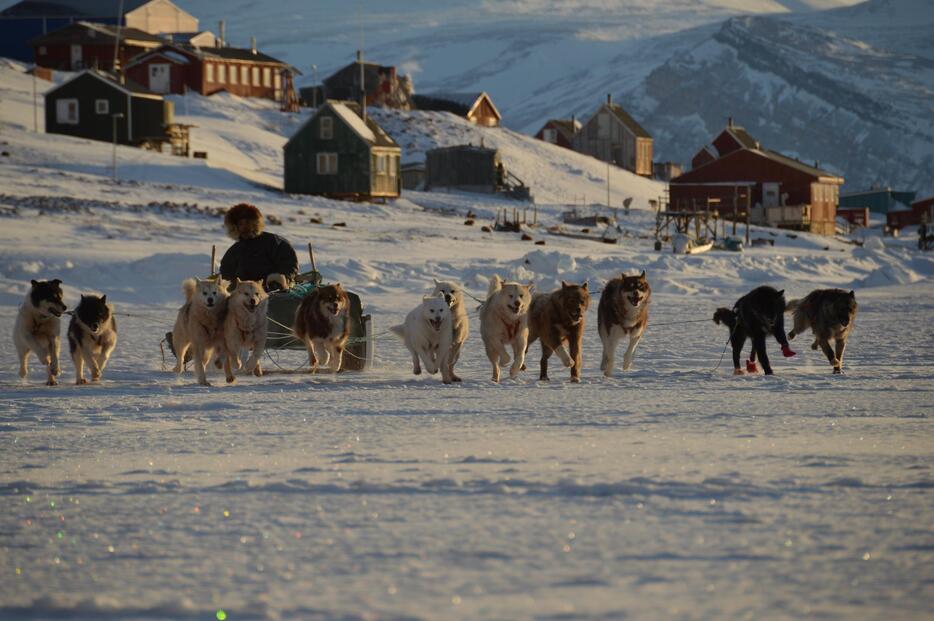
top-left (46, 69), bottom-right (164, 99)
top-left (30, 21), bottom-right (163, 45)
top-left (2, 0), bottom-right (153, 17)
top-left (197, 45), bottom-right (288, 66)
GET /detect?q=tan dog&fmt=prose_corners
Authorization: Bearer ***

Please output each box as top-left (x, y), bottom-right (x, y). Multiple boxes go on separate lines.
top-left (431, 279), bottom-right (469, 382)
top-left (479, 275), bottom-right (533, 382)
top-left (598, 271), bottom-right (651, 376)
top-left (222, 278), bottom-right (268, 383)
top-left (172, 277), bottom-right (229, 386)
top-left (293, 283), bottom-right (350, 373)
top-left (14, 279), bottom-right (67, 385)
top-left (527, 281), bottom-right (590, 382)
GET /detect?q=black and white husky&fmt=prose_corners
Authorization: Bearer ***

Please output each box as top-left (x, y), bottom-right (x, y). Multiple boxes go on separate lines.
top-left (713, 286), bottom-right (796, 375)
top-left (14, 279), bottom-right (67, 385)
top-left (67, 294), bottom-right (117, 384)
top-left (598, 271), bottom-right (651, 377)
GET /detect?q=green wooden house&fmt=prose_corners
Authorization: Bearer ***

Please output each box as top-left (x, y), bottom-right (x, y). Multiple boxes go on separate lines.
top-left (283, 100), bottom-right (401, 200)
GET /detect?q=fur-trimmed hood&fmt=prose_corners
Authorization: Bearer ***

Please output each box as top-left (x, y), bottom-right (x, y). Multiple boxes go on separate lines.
top-left (224, 203), bottom-right (265, 240)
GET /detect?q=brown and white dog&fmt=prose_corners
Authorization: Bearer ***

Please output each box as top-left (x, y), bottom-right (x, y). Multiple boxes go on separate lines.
top-left (14, 279), bottom-right (67, 385)
top-left (598, 271), bottom-right (651, 377)
top-left (431, 279), bottom-right (469, 382)
top-left (787, 289), bottom-right (858, 374)
top-left (68, 294), bottom-right (117, 385)
top-left (222, 278), bottom-right (268, 383)
top-left (479, 275), bottom-right (533, 382)
top-left (526, 281), bottom-right (591, 382)
top-left (293, 283), bottom-right (350, 374)
top-left (172, 277), bottom-right (229, 386)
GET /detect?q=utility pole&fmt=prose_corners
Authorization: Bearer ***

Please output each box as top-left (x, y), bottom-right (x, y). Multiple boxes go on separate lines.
top-left (113, 0), bottom-right (125, 76)
top-left (606, 159), bottom-right (610, 212)
top-left (112, 112), bottom-right (125, 180)
top-left (32, 64), bottom-right (37, 132)
top-left (311, 64), bottom-right (317, 109)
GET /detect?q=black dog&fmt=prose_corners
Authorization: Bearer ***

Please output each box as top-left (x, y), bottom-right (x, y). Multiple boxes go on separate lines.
top-left (713, 286), bottom-right (796, 375)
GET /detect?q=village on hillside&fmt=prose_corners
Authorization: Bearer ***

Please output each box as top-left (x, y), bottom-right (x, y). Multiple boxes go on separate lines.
top-left (3, 0), bottom-right (932, 251)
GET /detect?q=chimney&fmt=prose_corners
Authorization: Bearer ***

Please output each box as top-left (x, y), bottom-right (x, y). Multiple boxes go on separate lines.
top-left (251, 36), bottom-right (256, 55)
top-left (728, 116), bottom-right (733, 128)
top-left (815, 160), bottom-right (821, 169)
top-left (218, 20), bottom-right (225, 47)
top-left (571, 113), bottom-right (576, 131)
top-left (606, 93), bottom-right (612, 106)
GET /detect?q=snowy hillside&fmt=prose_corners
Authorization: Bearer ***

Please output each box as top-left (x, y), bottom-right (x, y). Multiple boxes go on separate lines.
top-left (1, 26), bottom-right (933, 621)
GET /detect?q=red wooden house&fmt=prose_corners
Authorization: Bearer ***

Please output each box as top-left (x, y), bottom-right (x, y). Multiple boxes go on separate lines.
top-left (125, 43), bottom-right (295, 102)
top-left (31, 21), bottom-right (164, 71)
top-left (689, 118), bottom-right (759, 169)
top-left (889, 196), bottom-right (934, 229)
top-left (534, 118), bottom-right (579, 149)
top-left (670, 132), bottom-right (844, 235)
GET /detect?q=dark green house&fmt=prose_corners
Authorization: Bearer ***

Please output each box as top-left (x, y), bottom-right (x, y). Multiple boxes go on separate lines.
top-left (283, 101), bottom-right (401, 200)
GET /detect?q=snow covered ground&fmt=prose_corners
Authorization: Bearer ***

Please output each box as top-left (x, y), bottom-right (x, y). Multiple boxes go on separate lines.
top-left (1, 61), bottom-right (932, 620)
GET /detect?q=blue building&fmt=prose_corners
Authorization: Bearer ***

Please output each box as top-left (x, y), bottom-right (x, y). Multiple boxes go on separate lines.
top-left (0, 0), bottom-right (197, 63)
top-left (839, 187), bottom-right (916, 215)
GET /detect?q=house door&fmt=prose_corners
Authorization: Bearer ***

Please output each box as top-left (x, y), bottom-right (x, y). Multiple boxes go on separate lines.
top-left (763, 182), bottom-right (780, 208)
top-left (70, 44), bottom-right (82, 70)
top-left (149, 64), bottom-right (171, 93)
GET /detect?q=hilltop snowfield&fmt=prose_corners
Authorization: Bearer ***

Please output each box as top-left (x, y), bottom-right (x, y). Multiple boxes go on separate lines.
top-left (172, 0), bottom-right (934, 194)
top-left (1, 59), bottom-right (933, 620)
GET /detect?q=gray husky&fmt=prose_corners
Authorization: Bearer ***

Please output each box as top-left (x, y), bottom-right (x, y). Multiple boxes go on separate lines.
top-left (787, 289), bottom-right (858, 374)
top-left (68, 294), bottom-right (117, 384)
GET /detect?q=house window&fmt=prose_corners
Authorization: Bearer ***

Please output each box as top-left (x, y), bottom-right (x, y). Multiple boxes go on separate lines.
top-left (375, 154), bottom-right (387, 175)
top-left (252, 66), bottom-right (260, 86)
top-left (543, 128), bottom-right (557, 143)
top-left (274, 72), bottom-right (281, 90)
top-left (56, 98), bottom-right (79, 124)
top-left (217, 64), bottom-right (226, 83)
top-left (206, 63), bottom-right (214, 83)
top-left (316, 152), bottom-right (338, 175)
top-left (389, 155), bottom-right (398, 176)
top-left (39, 46), bottom-right (47, 55)
top-left (95, 99), bottom-right (109, 114)
top-left (319, 116), bottom-right (333, 139)
top-left (241, 65), bottom-right (249, 85)
top-left (229, 65), bottom-right (238, 84)
top-left (262, 67), bottom-right (271, 87)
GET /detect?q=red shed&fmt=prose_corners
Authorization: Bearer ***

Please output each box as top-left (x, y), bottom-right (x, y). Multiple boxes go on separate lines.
top-left (31, 21), bottom-right (163, 71)
top-left (889, 196), bottom-right (934, 229)
top-left (670, 148), bottom-right (844, 236)
top-left (125, 43), bottom-right (296, 102)
top-left (535, 118), bottom-right (580, 149)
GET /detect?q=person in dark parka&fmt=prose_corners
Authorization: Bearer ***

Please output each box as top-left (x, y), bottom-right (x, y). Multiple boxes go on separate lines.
top-left (220, 203), bottom-right (298, 290)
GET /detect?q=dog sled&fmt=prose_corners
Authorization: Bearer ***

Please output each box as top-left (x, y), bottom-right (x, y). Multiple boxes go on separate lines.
top-left (165, 244), bottom-right (373, 372)
top-left (671, 233), bottom-right (714, 255)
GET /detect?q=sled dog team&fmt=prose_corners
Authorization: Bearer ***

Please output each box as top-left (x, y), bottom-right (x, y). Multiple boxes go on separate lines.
top-left (14, 272), bottom-right (858, 386)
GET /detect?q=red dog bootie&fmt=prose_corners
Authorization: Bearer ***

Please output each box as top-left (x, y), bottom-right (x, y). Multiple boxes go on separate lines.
top-left (746, 359), bottom-right (758, 373)
top-left (782, 345), bottom-right (797, 358)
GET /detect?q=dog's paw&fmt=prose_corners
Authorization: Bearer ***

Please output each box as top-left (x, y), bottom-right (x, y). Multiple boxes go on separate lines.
top-left (76, 378), bottom-right (88, 385)
top-left (226, 375), bottom-right (236, 384)
top-left (253, 366), bottom-right (263, 377)
top-left (733, 368), bottom-right (745, 376)
top-left (570, 376), bottom-right (581, 384)
top-left (746, 360), bottom-right (758, 374)
top-left (451, 374), bottom-right (463, 382)
top-left (413, 367), bottom-right (422, 375)
top-left (46, 377), bottom-right (57, 386)
top-left (833, 366), bottom-right (842, 375)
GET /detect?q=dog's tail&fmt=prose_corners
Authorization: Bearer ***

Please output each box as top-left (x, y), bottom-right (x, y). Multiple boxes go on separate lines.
top-left (785, 298), bottom-right (801, 313)
top-left (390, 324), bottom-right (405, 339)
top-left (182, 278), bottom-right (197, 302)
top-left (486, 274), bottom-right (503, 299)
top-left (713, 307), bottom-right (737, 329)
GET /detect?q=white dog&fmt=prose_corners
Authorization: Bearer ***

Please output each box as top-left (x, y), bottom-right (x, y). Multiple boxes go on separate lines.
top-left (172, 277), bottom-right (229, 386)
top-left (479, 275), bottom-right (533, 382)
top-left (431, 279), bottom-right (469, 382)
top-left (222, 278), bottom-right (268, 383)
top-left (391, 295), bottom-right (453, 383)
top-left (14, 279), bottom-right (67, 385)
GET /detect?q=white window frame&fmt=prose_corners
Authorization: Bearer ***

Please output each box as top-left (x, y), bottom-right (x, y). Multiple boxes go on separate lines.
top-left (262, 67), bottom-right (271, 87)
top-left (319, 116), bottom-right (333, 140)
top-left (95, 99), bottom-right (109, 114)
top-left (252, 66), bottom-right (260, 86)
top-left (316, 152), bottom-right (338, 175)
top-left (376, 153), bottom-right (387, 175)
top-left (205, 63), bottom-right (214, 83)
top-left (217, 64), bottom-right (226, 84)
top-left (56, 98), bottom-right (79, 124)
